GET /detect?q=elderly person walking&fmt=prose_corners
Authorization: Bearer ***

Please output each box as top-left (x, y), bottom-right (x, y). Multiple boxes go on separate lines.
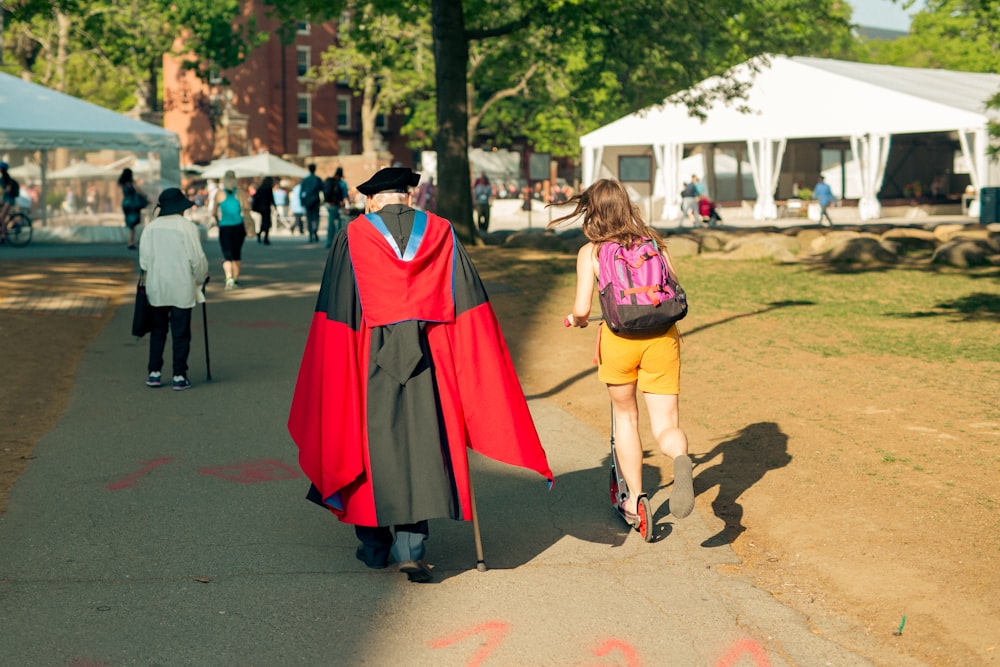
top-left (139, 188), bottom-right (209, 391)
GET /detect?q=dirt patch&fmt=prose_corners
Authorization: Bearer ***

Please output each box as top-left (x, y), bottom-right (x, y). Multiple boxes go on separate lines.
top-left (2, 248), bottom-right (997, 666)
top-left (0, 258), bottom-right (134, 514)
top-left (470, 247), bottom-right (999, 667)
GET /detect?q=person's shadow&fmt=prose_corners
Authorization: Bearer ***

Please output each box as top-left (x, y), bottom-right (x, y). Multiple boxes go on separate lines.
top-left (686, 422), bottom-right (792, 547)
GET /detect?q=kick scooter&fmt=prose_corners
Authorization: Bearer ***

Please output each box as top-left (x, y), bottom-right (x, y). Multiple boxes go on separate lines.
top-left (566, 315), bottom-right (655, 542)
top-left (608, 404), bottom-right (655, 542)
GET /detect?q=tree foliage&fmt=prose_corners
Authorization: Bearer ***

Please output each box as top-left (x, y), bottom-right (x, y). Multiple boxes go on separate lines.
top-left (307, 2), bottom-right (433, 156)
top-left (852, 1), bottom-right (1000, 153)
top-left (265, 0), bottom-right (856, 241)
top-left (0, 0), bottom-right (260, 114)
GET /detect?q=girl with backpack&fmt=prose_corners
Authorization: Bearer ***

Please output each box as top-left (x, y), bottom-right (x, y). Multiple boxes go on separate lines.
top-left (549, 178), bottom-right (694, 525)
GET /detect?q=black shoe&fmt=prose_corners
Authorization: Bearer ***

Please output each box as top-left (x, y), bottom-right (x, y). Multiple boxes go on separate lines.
top-left (399, 560), bottom-right (432, 583)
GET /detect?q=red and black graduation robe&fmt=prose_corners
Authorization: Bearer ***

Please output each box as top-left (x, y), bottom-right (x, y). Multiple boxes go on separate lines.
top-left (288, 205), bottom-right (552, 527)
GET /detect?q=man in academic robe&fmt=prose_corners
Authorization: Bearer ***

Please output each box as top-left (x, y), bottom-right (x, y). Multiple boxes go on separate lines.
top-left (288, 167), bottom-right (552, 583)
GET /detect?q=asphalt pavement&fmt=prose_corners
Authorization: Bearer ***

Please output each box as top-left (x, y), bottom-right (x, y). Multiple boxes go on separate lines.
top-left (0, 233), bottom-right (875, 666)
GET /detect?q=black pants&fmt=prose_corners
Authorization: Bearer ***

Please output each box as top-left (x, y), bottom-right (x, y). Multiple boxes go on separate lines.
top-left (148, 306), bottom-right (192, 377)
top-left (355, 520), bottom-right (429, 566)
top-left (305, 207), bottom-right (321, 241)
top-left (476, 203), bottom-right (490, 232)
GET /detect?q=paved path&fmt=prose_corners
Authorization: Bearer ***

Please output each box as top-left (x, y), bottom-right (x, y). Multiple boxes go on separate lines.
top-left (0, 238), bottom-right (874, 666)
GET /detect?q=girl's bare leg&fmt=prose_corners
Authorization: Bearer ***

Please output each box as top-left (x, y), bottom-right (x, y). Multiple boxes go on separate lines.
top-left (608, 382), bottom-right (643, 515)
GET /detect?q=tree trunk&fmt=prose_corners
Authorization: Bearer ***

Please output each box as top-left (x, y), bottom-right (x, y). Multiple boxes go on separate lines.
top-left (360, 74), bottom-right (379, 157)
top-left (147, 62), bottom-right (159, 112)
top-left (55, 10), bottom-right (70, 92)
top-left (431, 0), bottom-right (475, 244)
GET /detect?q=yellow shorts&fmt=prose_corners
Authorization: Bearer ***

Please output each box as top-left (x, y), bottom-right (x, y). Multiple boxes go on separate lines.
top-left (598, 324), bottom-right (680, 394)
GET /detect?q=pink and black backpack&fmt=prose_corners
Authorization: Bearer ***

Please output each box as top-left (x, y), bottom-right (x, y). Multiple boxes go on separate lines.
top-left (597, 238), bottom-right (688, 335)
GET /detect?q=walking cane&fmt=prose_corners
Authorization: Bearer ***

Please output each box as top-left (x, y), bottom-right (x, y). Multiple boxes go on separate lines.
top-left (467, 461), bottom-right (487, 572)
top-left (201, 277), bottom-right (212, 381)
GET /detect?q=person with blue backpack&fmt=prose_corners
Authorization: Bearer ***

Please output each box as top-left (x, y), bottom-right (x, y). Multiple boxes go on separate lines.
top-left (549, 178), bottom-right (694, 526)
top-left (212, 170), bottom-right (251, 290)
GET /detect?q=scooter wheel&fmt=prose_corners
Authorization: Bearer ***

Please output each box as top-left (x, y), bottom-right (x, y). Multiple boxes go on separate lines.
top-left (637, 495), bottom-right (654, 542)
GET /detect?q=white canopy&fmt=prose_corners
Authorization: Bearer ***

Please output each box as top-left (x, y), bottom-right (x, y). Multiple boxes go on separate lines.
top-left (581, 56), bottom-right (1000, 220)
top-left (48, 161), bottom-right (118, 180)
top-left (199, 153), bottom-right (309, 180)
top-left (0, 72), bottom-right (182, 191)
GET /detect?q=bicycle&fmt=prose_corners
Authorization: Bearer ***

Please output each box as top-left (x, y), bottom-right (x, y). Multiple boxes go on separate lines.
top-left (1, 205), bottom-right (32, 247)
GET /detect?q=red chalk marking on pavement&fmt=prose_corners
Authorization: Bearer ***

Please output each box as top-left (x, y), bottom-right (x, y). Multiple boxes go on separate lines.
top-left (199, 459), bottom-right (301, 484)
top-left (586, 638), bottom-right (642, 666)
top-left (716, 639), bottom-right (770, 667)
top-left (428, 621), bottom-right (510, 667)
top-left (106, 458), bottom-right (174, 491)
top-left (231, 320), bottom-right (290, 328)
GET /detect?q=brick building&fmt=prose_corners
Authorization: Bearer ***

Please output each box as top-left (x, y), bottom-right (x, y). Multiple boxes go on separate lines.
top-left (162, 2), bottom-right (414, 170)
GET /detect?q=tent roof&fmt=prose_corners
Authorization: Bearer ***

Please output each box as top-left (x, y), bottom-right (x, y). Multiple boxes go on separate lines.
top-left (0, 72), bottom-right (180, 153)
top-left (581, 56), bottom-right (1000, 148)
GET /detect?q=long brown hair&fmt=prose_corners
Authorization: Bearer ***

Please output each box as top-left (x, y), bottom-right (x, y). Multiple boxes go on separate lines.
top-left (547, 178), bottom-right (663, 248)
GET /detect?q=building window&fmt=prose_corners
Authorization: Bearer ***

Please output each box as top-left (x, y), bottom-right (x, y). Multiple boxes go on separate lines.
top-left (298, 139), bottom-right (313, 157)
top-left (208, 64), bottom-right (222, 85)
top-left (296, 21), bottom-right (309, 35)
top-left (338, 139), bottom-right (354, 156)
top-left (337, 95), bottom-right (351, 130)
top-left (375, 113), bottom-right (387, 131)
top-left (298, 95), bottom-right (311, 127)
top-left (297, 47), bottom-right (310, 79)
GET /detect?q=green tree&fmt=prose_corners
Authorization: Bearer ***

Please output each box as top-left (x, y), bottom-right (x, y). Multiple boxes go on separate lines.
top-left (1, 0), bottom-right (261, 114)
top-left (268, 0), bottom-right (854, 244)
top-left (308, 2), bottom-right (433, 157)
top-left (853, 1), bottom-right (1000, 152)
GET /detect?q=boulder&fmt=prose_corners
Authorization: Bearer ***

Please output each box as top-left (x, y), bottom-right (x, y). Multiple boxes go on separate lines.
top-left (878, 229), bottom-right (937, 257)
top-left (932, 223), bottom-right (967, 242)
top-left (503, 230), bottom-right (565, 251)
top-left (809, 230), bottom-right (862, 254)
top-left (949, 229), bottom-right (1000, 253)
top-left (697, 231), bottom-right (732, 252)
top-left (665, 236), bottom-right (701, 257)
top-left (724, 237), bottom-right (797, 262)
top-left (826, 237), bottom-right (898, 264)
top-left (931, 240), bottom-right (990, 268)
top-left (724, 232), bottom-right (800, 254)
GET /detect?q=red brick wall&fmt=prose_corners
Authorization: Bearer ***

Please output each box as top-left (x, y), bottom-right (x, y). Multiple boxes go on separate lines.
top-left (163, 1), bottom-right (415, 166)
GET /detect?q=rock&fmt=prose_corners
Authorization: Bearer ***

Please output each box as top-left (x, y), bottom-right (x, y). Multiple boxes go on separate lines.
top-left (724, 232), bottom-right (800, 254)
top-left (795, 228), bottom-right (825, 250)
top-left (697, 232), bottom-right (732, 252)
top-left (826, 237), bottom-right (898, 264)
top-left (503, 230), bottom-right (565, 251)
top-left (878, 232), bottom-right (937, 258)
top-left (809, 230), bottom-right (862, 254)
top-left (931, 240), bottom-right (989, 267)
top-left (932, 223), bottom-right (967, 242)
top-left (724, 237), bottom-right (797, 262)
top-left (665, 236), bottom-right (701, 257)
top-left (949, 229), bottom-right (1000, 253)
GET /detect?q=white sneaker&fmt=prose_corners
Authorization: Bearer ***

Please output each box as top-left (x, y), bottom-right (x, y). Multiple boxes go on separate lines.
top-left (225, 278), bottom-right (236, 290)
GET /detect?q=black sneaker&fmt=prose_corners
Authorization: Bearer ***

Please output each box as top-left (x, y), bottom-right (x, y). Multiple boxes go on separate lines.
top-left (172, 375), bottom-right (191, 391)
top-left (146, 372), bottom-right (162, 388)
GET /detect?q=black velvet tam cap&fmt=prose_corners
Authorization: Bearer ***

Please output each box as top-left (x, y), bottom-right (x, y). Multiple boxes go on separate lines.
top-left (356, 167), bottom-right (421, 196)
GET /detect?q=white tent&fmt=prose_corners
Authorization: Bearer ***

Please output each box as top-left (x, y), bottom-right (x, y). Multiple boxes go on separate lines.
top-left (48, 161), bottom-right (118, 180)
top-left (199, 153), bottom-right (309, 180)
top-left (580, 56), bottom-right (1000, 220)
top-left (0, 72), bottom-right (181, 221)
